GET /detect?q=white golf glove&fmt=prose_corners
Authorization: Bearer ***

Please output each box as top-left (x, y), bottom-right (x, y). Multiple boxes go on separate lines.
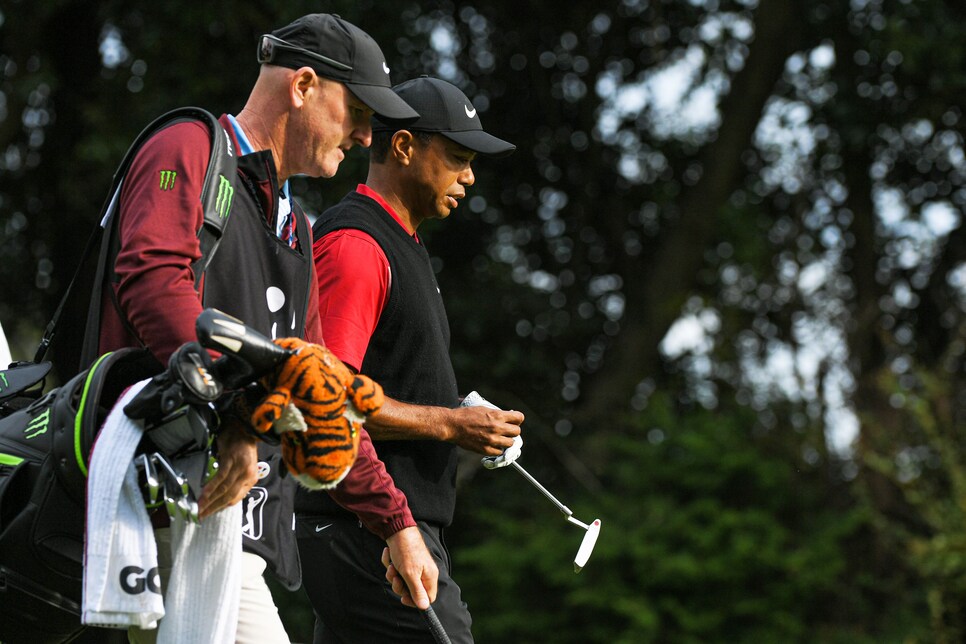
top-left (461, 390), bottom-right (523, 469)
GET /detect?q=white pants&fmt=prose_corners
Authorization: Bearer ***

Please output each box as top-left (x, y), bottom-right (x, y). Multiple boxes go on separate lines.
top-left (128, 528), bottom-right (290, 644)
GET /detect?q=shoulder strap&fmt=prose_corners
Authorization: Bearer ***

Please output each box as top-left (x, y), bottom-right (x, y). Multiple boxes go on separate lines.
top-left (191, 108), bottom-right (237, 282)
top-left (35, 107), bottom-right (237, 371)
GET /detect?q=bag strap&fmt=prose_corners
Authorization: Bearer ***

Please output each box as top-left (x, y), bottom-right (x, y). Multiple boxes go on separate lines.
top-left (32, 225), bottom-right (103, 363)
top-left (34, 107), bottom-right (236, 370)
top-left (193, 109), bottom-right (237, 281)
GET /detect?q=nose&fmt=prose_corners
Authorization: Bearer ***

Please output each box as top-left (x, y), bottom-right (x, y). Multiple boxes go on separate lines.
top-left (351, 122), bottom-right (372, 148)
top-left (459, 165), bottom-right (475, 187)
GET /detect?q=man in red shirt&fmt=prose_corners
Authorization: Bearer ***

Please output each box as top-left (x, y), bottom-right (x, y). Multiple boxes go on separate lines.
top-left (94, 14), bottom-right (438, 643)
top-left (298, 77), bottom-right (523, 642)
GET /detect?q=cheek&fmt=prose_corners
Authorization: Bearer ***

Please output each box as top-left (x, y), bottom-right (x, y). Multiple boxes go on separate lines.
top-left (319, 124), bottom-right (342, 152)
top-left (311, 103), bottom-right (341, 148)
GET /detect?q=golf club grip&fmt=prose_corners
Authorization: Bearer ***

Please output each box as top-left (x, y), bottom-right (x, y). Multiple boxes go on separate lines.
top-left (195, 308), bottom-right (292, 384)
top-left (422, 605), bottom-right (451, 644)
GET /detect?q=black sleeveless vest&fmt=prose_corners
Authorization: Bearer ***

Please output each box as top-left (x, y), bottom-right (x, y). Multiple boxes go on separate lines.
top-left (204, 149), bottom-right (311, 588)
top-left (300, 190), bottom-right (460, 526)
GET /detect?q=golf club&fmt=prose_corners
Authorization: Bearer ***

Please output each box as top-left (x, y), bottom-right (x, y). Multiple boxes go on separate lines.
top-left (393, 560), bottom-right (451, 642)
top-left (463, 391), bottom-right (602, 573)
top-left (506, 460), bottom-right (601, 573)
top-left (421, 605), bottom-right (451, 644)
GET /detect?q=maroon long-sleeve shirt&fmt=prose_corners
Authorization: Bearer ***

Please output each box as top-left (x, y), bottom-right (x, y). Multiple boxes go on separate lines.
top-left (97, 115), bottom-right (413, 539)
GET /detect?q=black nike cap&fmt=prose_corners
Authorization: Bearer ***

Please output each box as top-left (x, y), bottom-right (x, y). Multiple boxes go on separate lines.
top-left (372, 77), bottom-right (515, 157)
top-left (258, 14), bottom-right (419, 122)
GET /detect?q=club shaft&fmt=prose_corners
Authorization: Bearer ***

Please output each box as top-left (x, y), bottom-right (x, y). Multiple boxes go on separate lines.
top-left (510, 461), bottom-right (572, 517)
top-left (566, 515), bottom-right (590, 530)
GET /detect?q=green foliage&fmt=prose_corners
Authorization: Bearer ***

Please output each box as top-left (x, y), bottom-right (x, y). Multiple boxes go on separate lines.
top-left (450, 396), bottom-right (917, 643)
top-left (857, 367), bottom-right (966, 644)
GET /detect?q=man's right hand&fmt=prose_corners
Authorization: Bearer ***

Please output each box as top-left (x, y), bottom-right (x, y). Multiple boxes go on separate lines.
top-left (364, 396), bottom-right (524, 454)
top-left (382, 526), bottom-right (439, 610)
top-left (446, 405), bottom-right (524, 455)
top-left (198, 421), bottom-right (259, 519)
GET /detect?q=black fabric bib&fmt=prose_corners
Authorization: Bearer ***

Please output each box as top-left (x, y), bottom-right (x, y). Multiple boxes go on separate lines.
top-left (203, 150), bottom-right (311, 588)
top-left (203, 151), bottom-right (310, 341)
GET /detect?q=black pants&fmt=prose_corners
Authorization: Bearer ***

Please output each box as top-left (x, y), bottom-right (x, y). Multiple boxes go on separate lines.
top-left (296, 515), bottom-right (473, 643)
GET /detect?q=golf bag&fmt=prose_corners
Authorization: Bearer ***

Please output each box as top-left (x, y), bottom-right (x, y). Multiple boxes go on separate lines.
top-left (0, 308), bottom-right (291, 643)
top-left (0, 348), bottom-right (160, 642)
top-left (0, 106), bottom-right (238, 643)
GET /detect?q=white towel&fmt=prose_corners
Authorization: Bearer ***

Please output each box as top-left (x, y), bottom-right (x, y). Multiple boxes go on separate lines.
top-left (83, 379), bottom-right (242, 642)
top-left (158, 502), bottom-right (241, 643)
top-left (83, 379), bottom-right (164, 629)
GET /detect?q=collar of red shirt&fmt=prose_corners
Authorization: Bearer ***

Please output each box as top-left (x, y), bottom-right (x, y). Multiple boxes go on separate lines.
top-left (355, 184), bottom-right (419, 242)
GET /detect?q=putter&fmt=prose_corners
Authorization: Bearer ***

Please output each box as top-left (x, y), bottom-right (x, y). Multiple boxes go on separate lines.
top-left (507, 460), bottom-right (601, 573)
top-left (465, 390), bottom-right (602, 572)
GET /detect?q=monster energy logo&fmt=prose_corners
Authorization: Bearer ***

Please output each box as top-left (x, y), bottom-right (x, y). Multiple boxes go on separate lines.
top-left (0, 373), bottom-right (7, 392)
top-left (159, 170), bottom-right (177, 190)
top-left (215, 174), bottom-right (233, 219)
top-left (25, 408), bottom-right (51, 440)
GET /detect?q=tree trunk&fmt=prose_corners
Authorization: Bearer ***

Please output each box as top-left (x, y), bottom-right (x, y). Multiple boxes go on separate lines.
top-left (576, 0), bottom-right (809, 423)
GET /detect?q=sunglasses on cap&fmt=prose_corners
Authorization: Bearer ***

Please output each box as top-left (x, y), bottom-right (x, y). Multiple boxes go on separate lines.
top-left (256, 34), bottom-right (352, 72)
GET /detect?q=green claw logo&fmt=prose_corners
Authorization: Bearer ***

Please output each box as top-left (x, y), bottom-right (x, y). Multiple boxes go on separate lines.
top-left (215, 174), bottom-right (233, 219)
top-left (24, 407), bottom-right (51, 439)
top-left (159, 169), bottom-right (177, 191)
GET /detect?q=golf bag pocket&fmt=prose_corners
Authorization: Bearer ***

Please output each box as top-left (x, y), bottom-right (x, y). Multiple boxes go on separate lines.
top-left (0, 361), bottom-right (51, 414)
top-left (0, 347), bottom-right (159, 643)
top-left (0, 457), bottom-right (30, 534)
top-left (0, 565), bottom-right (86, 644)
top-left (0, 397), bottom-right (93, 641)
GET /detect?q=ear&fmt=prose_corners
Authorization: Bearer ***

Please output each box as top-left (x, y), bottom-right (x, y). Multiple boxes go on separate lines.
top-left (290, 68), bottom-right (317, 108)
top-left (390, 130), bottom-right (416, 166)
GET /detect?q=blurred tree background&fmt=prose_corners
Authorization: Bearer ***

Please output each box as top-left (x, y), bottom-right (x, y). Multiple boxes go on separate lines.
top-left (3, 0), bottom-right (966, 641)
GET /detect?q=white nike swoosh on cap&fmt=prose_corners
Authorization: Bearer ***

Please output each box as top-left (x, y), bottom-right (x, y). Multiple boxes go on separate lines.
top-left (383, 62), bottom-right (391, 74)
top-left (315, 523), bottom-right (332, 533)
top-left (464, 105), bottom-right (477, 118)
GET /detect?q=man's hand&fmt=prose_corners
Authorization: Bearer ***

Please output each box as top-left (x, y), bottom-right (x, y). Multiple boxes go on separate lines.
top-left (198, 421), bottom-right (259, 520)
top-left (364, 397), bottom-right (524, 455)
top-left (447, 405), bottom-right (524, 455)
top-left (381, 526), bottom-right (438, 609)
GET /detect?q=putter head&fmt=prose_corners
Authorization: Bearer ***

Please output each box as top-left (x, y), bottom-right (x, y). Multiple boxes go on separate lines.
top-left (573, 519), bottom-right (601, 573)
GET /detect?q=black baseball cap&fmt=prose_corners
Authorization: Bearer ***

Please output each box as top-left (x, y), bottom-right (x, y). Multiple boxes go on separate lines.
top-left (372, 77), bottom-right (515, 157)
top-left (258, 14), bottom-right (419, 122)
